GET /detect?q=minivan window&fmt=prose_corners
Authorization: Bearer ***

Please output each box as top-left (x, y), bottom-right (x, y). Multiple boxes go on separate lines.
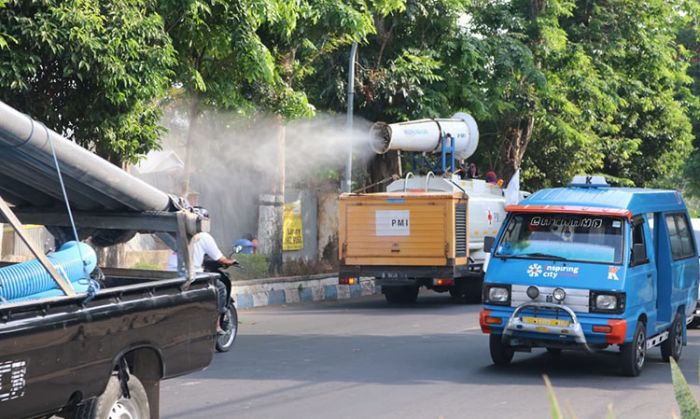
top-left (665, 213), bottom-right (695, 260)
top-left (630, 218), bottom-right (649, 266)
top-left (495, 213), bottom-right (624, 264)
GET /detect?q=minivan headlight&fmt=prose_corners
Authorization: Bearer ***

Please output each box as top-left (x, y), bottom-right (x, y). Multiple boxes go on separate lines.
top-left (595, 294), bottom-right (617, 310)
top-left (484, 285), bottom-right (511, 306)
top-left (590, 291), bottom-right (625, 314)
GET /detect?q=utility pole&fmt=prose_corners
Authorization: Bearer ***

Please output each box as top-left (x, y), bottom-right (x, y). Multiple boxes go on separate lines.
top-left (344, 42), bottom-right (358, 193)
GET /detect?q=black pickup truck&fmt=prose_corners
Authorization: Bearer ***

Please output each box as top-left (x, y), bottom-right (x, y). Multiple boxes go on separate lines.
top-left (0, 269), bottom-right (217, 419)
top-left (0, 101), bottom-right (220, 419)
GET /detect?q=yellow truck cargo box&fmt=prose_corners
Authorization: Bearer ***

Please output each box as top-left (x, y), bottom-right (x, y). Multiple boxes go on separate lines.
top-left (339, 192), bottom-right (467, 267)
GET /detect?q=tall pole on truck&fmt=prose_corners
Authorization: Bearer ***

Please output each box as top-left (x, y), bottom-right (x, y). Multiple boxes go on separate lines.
top-left (344, 42), bottom-right (358, 193)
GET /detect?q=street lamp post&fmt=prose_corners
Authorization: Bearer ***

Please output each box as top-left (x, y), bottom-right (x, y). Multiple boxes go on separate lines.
top-left (344, 41), bottom-right (358, 193)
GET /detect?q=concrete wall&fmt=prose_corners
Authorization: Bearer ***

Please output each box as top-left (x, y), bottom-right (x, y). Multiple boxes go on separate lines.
top-left (317, 192), bottom-right (339, 263)
top-left (232, 275), bottom-right (376, 308)
top-left (283, 189), bottom-right (318, 262)
top-left (1, 225), bottom-right (53, 262)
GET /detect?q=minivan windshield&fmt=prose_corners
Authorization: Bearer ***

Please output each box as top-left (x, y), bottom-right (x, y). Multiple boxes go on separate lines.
top-left (494, 213), bottom-right (624, 264)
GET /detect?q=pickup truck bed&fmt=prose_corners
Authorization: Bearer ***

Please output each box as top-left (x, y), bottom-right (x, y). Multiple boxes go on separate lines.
top-left (0, 269), bottom-right (218, 419)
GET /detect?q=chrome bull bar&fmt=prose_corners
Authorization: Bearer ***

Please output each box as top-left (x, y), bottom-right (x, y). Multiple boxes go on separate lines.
top-left (503, 302), bottom-right (590, 350)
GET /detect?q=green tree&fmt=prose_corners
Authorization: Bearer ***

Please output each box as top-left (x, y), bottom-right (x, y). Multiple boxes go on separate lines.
top-left (680, 1), bottom-right (700, 197)
top-left (0, 0), bottom-right (175, 164)
top-left (158, 0), bottom-right (399, 272)
top-left (563, 0), bottom-right (695, 188)
top-left (303, 0), bottom-right (477, 187)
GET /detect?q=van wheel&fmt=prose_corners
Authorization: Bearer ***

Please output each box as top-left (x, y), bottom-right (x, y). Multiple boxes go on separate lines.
top-left (489, 334), bottom-right (514, 365)
top-left (383, 286), bottom-right (419, 304)
top-left (621, 321), bottom-right (646, 377)
top-left (661, 313), bottom-right (683, 362)
top-left (73, 373), bottom-right (149, 419)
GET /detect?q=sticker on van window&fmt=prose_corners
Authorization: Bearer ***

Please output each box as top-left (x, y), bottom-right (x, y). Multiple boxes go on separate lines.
top-left (530, 216), bottom-right (603, 228)
top-left (612, 221), bottom-right (621, 228)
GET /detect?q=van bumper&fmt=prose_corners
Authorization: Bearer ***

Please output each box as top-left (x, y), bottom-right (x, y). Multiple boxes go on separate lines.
top-left (480, 303), bottom-right (628, 350)
top-left (339, 264), bottom-right (481, 281)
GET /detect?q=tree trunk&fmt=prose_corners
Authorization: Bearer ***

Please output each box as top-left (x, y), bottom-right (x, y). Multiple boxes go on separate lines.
top-left (368, 151), bottom-right (401, 192)
top-left (182, 97), bottom-right (201, 197)
top-left (498, 114), bottom-right (535, 182)
top-left (257, 117), bottom-right (285, 275)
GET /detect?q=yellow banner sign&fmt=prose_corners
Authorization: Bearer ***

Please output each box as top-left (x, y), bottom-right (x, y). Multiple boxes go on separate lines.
top-left (283, 200), bottom-right (303, 251)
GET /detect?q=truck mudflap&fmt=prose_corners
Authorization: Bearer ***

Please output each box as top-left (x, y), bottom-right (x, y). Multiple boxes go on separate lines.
top-left (502, 302), bottom-right (589, 350)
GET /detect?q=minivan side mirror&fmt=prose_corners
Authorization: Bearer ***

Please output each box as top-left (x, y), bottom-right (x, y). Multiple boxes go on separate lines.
top-left (631, 243), bottom-right (647, 266)
top-left (484, 236), bottom-right (496, 254)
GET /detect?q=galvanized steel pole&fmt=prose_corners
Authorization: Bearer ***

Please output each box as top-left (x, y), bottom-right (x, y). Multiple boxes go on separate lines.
top-left (344, 42), bottom-right (358, 193)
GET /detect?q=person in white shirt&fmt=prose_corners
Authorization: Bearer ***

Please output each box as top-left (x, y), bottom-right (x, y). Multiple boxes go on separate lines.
top-left (167, 232), bottom-right (237, 332)
top-left (166, 232), bottom-right (237, 272)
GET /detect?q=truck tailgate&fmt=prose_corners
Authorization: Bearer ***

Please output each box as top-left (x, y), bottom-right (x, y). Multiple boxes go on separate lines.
top-left (341, 194), bottom-right (456, 266)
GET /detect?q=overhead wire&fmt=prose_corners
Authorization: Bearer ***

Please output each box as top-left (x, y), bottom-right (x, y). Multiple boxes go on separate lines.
top-left (42, 121), bottom-right (99, 302)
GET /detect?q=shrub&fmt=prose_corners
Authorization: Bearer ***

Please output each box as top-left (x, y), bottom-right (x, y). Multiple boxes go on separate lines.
top-left (227, 254), bottom-right (269, 280)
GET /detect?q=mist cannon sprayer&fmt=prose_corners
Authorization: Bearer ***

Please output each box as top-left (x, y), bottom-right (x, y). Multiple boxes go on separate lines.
top-left (369, 113), bottom-right (479, 174)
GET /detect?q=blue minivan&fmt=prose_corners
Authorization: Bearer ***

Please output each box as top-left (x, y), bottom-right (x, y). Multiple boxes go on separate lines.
top-left (480, 176), bottom-right (699, 376)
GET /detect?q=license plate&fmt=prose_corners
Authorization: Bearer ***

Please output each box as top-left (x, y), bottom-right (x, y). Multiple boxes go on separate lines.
top-left (522, 317), bottom-right (570, 327)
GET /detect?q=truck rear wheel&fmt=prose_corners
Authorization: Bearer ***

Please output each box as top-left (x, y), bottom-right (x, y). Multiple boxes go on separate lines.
top-left (489, 334), bottom-right (514, 365)
top-left (661, 313), bottom-right (683, 362)
top-left (383, 286), bottom-right (419, 304)
top-left (620, 321), bottom-right (646, 377)
top-left (73, 372), bottom-right (149, 419)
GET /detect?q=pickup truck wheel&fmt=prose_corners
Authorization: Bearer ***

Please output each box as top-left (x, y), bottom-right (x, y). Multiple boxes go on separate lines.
top-left (216, 305), bottom-right (238, 352)
top-left (489, 334), bottom-right (514, 365)
top-left (73, 373), bottom-right (149, 419)
top-left (620, 321), bottom-right (646, 377)
top-left (689, 317), bottom-right (700, 329)
top-left (383, 286), bottom-right (419, 304)
top-left (661, 313), bottom-right (683, 362)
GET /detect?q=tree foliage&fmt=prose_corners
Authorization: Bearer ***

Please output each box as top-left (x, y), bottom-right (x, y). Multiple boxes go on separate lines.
top-left (0, 0), bottom-right (175, 164)
top-left (0, 0), bottom-right (697, 194)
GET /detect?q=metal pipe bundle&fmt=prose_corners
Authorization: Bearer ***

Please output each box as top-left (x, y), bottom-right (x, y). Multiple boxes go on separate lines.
top-left (0, 100), bottom-right (171, 211)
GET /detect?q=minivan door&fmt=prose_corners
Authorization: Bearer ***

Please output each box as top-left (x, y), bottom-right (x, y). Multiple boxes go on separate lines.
top-left (628, 216), bottom-right (657, 331)
top-left (662, 213), bottom-right (699, 322)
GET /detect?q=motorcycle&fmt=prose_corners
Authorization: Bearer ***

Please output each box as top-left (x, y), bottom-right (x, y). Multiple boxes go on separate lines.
top-left (202, 258), bottom-right (239, 353)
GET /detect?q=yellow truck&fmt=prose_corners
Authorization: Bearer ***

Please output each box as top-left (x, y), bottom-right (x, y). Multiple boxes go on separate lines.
top-left (339, 175), bottom-right (508, 303)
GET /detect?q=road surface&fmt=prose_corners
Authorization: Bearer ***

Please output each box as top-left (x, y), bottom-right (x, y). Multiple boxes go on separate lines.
top-left (161, 292), bottom-right (700, 418)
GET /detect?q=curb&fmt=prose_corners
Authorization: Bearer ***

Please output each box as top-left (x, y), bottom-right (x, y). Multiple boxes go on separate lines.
top-left (232, 274), bottom-right (377, 309)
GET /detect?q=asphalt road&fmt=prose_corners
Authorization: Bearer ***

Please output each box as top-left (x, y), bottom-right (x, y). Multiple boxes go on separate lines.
top-left (161, 292), bottom-right (700, 419)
